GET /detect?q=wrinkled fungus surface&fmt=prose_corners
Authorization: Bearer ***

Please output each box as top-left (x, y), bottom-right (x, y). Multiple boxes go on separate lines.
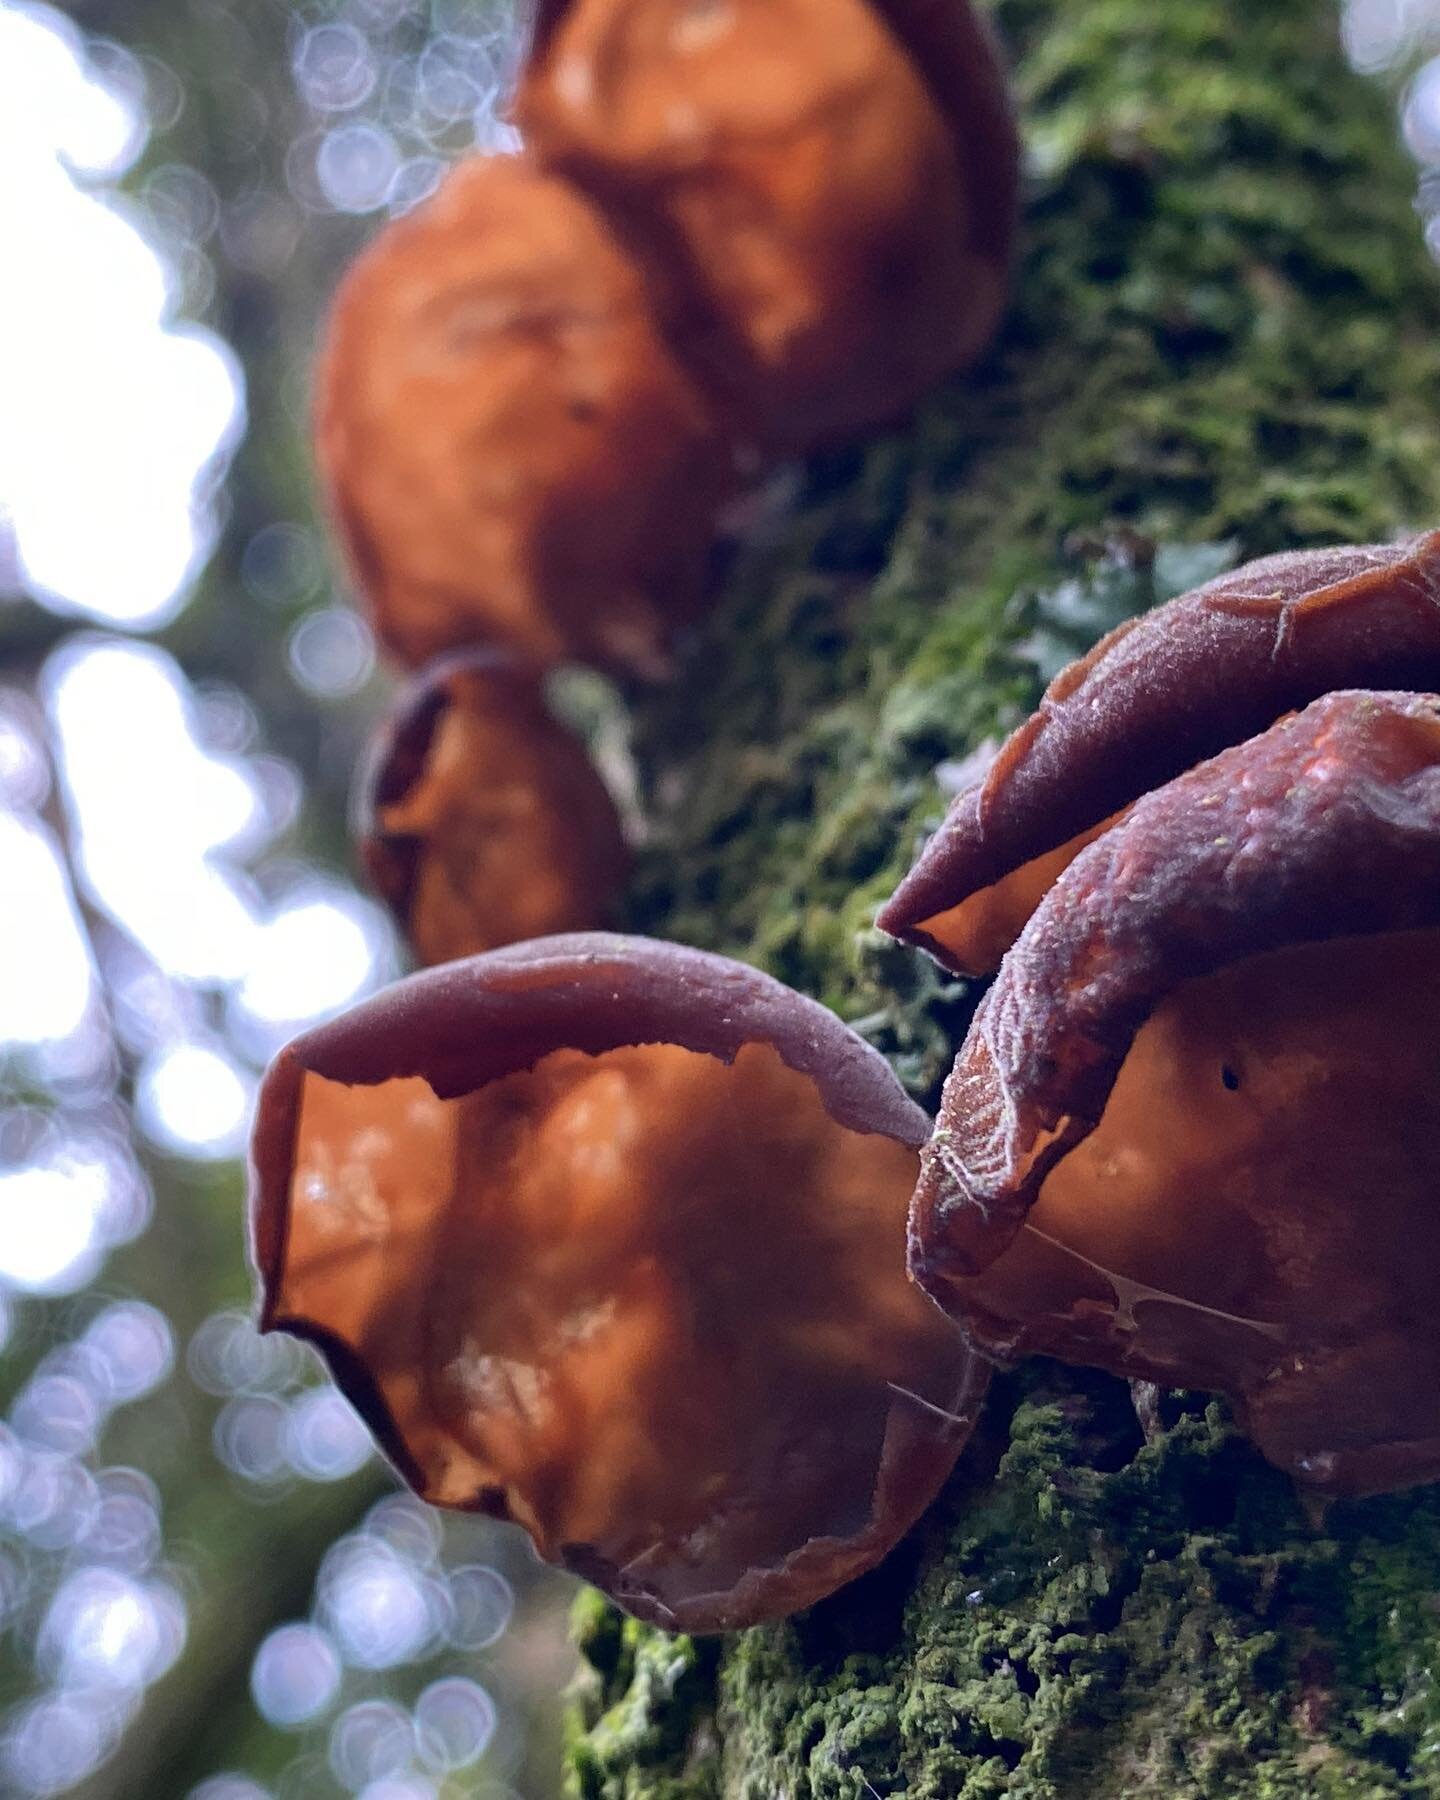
top-left (357, 652), bottom-right (629, 965)
top-left (912, 690), bottom-right (1440, 1496)
top-left (516, 0), bottom-right (1015, 452)
top-left (880, 530), bottom-right (1440, 973)
top-left (251, 935), bottom-right (986, 1630)
top-left (314, 155), bottom-right (731, 676)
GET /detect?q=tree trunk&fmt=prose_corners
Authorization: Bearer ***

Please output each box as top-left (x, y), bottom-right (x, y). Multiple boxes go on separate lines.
top-left (566, 0), bottom-right (1440, 1793)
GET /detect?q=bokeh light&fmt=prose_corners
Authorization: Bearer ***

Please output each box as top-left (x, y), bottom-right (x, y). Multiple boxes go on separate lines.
top-left (0, 3), bottom-right (243, 628)
top-left (328, 1699), bottom-right (414, 1791)
top-left (251, 1623), bottom-right (343, 1728)
top-left (288, 606), bottom-right (377, 700)
top-left (285, 1387), bottom-right (374, 1484)
top-left (1344, 0), bottom-right (1440, 68)
top-left (189, 1779), bottom-right (274, 1800)
top-left (414, 1676), bottom-right (496, 1772)
top-left (0, 814), bottom-right (95, 1049)
top-left (318, 1535), bottom-right (446, 1670)
top-left (137, 1041), bottom-right (252, 1159)
top-left (0, 1140), bottom-right (149, 1296)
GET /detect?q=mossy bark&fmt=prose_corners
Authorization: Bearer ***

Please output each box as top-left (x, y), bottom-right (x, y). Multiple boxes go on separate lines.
top-left (566, 0), bottom-right (1440, 1794)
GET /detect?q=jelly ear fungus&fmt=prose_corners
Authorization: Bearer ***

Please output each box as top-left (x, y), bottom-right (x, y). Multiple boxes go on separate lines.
top-left (910, 690), bottom-right (1440, 1498)
top-left (515, 0), bottom-right (1017, 453)
top-left (251, 934), bottom-right (986, 1631)
top-left (355, 651), bottom-right (629, 967)
top-left (879, 530), bottom-right (1440, 975)
top-left (314, 155), bottom-right (731, 678)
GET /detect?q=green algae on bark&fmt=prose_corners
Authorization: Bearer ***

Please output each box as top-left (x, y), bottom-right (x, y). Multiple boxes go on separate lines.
top-left (718, 1378), bottom-right (1440, 1798)
top-left (567, 0), bottom-right (1440, 1791)
top-left (572, 1378), bottom-right (1440, 1798)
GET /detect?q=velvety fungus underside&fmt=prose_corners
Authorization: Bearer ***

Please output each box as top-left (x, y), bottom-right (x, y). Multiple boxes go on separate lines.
top-left (880, 532), bottom-right (1440, 975)
top-left (913, 692), bottom-right (1440, 1497)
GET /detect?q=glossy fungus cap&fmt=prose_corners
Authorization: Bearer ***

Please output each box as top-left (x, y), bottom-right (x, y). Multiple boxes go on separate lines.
top-left (910, 691), bottom-right (1440, 1496)
top-left (879, 530), bottom-right (1440, 974)
top-left (314, 154), bottom-right (731, 677)
top-left (252, 934), bottom-right (987, 1630)
top-left (866, 0), bottom-right (1019, 263)
top-left (356, 651), bottom-right (629, 966)
top-left (527, 0), bottom-right (1020, 264)
top-left (515, 0), bottom-right (1014, 451)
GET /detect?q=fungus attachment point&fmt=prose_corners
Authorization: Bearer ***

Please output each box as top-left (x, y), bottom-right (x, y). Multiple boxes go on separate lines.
top-left (879, 530), bottom-right (1440, 975)
top-left (911, 691), bottom-right (1440, 1497)
top-left (357, 652), bottom-right (629, 966)
top-left (516, 0), bottom-right (1016, 452)
top-left (252, 936), bottom-right (986, 1629)
top-left (315, 155), bottom-right (731, 677)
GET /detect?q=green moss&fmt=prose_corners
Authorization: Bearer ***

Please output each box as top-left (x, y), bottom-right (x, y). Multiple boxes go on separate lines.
top-left (569, 1379), bottom-right (1440, 1798)
top-left (569, 0), bottom-right (1440, 1790)
top-left (567, 1595), bottom-right (721, 1800)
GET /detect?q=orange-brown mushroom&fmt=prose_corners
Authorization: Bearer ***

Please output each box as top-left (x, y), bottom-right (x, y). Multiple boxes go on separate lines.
top-left (879, 530), bottom-right (1440, 975)
top-left (515, 0), bottom-right (1016, 453)
top-left (251, 934), bottom-right (986, 1630)
top-left (910, 690), bottom-right (1440, 1497)
top-left (315, 154), bottom-right (733, 677)
top-left (357, 651), bottom-right (629, 966)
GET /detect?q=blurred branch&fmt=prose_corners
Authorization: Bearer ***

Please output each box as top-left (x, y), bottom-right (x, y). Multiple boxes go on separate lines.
top-left (0, 598), bottom-right (83, 686)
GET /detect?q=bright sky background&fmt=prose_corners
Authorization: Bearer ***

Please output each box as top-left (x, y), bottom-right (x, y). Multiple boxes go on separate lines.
top-left (0, 3), bottom-right (244, 629)
top-left (0, 7), bottom-right (395, 1180)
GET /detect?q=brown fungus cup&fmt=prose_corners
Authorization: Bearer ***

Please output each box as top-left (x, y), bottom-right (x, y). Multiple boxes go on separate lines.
top-left (910, 690), bottom-right (1440, 1498)
top-left (314, 154), bottom-right (732, 677)
top-left (250, 934), bottom-right (987, 1630)
top-left (516, 0), bottom-right (1017, 453)
top-left (356, 651), bottom-right (629, 966)
top-left (879, 530), bottom-right (1440, 975)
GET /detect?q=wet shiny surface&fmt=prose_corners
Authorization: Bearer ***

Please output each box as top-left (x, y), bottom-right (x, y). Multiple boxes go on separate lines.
top-left (272, 1039), bottom-right (980, 1628)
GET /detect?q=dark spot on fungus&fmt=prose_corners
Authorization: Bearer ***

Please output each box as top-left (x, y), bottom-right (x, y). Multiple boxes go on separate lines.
top-left (514, 0), bottom-right (1016, 454)
top-left (251, 934), bottom-right (987, 1631)
top-left (355, 650), bottom-right (629, 966)
top-left (1220, 1064), bottom-right (1240, 1092)
top-left (909, 690), bottom-right (1440, 1498)
top-left (314, 154), bottom-right (732, 677)
top-left (879, 530), bottom-right (1440, 974)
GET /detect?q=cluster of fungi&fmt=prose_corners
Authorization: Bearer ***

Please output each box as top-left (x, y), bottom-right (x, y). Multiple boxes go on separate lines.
top-left (251, 0), bottom-right (1440, 1637)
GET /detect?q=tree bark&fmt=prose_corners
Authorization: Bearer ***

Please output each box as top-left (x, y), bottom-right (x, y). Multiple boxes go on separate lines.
top-left (567, 0), bottom-right (1440, 1794)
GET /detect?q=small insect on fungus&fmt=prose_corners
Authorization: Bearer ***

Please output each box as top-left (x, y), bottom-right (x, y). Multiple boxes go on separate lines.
top-left (516, 0), bottom-right (1018, 453)
top-left (879, 530), bottom-right (1440, 975)
top-left (356, 650), bottom-right (630, 967)
top-left (910, 690), bottom-right (1440, 1498)
top-left (314, 154), bottom-right (732, 678)
top-left (250, 935), bottom-right (987, 1630)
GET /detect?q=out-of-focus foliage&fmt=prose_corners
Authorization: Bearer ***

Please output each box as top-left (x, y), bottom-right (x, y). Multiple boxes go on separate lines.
top-left (2, 0), bottom-right (1440, 1796)
top-left (0, 1), bottom-right (575, 1796)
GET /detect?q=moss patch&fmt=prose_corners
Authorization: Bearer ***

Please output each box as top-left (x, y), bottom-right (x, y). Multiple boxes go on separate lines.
top-left (572, 1375), bottom-right (1440, 1798)
top-left (718, 1375), bottom-right (1440, 1798)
